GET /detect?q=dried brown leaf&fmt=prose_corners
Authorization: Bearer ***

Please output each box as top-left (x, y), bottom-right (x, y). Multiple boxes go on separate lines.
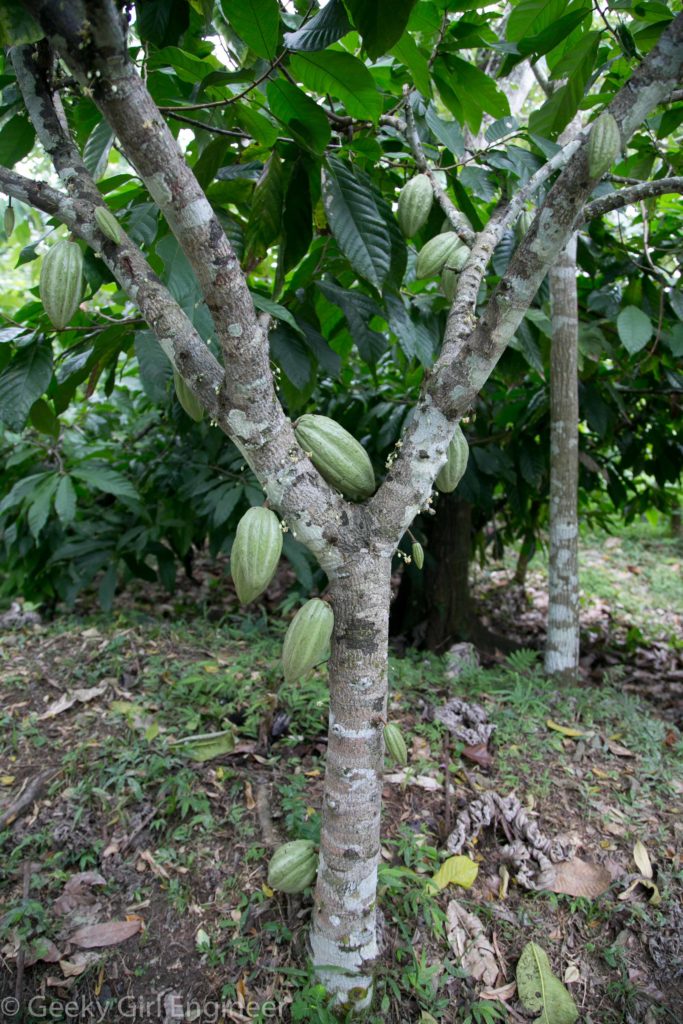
top-left (539, 857), bottom-right (612, 898)
top-left (68, 919), bottom-right (143, 949)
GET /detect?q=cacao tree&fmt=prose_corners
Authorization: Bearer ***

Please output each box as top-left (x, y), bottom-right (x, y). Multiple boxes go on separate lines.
top-left (1, 0), bottom-right (683, 1009)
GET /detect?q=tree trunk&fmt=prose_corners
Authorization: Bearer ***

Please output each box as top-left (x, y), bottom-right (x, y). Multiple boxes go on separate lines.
top-left (309, 554), bottom-right (391, 1008)
top-left (425, 495), bottom-right (473, 650)
top-left (545, 236), bottom-right (580, 683)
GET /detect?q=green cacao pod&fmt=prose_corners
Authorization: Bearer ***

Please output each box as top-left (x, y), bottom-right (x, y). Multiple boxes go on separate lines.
top-left (4, 204), bottom-right (15, 237)
top-left (173, 370), bottom-right (204, 422)
top-left (435, 424), bottom-right (469, 493)
top-left (397, 174), bottom-right (433, 237)
top-left (95, 205), bottom-right (122, 244)
top-left (231, 506), bottom-right (283, 605)
top-left (516, 209), bottom-right (534, 240)
top-left (384, 723), bottom-right (408, 766)
top-left (294, 414), bottom-right (375, 501)
top-left (441, 266), bottom-right (458, 302)
top-left (412, 541), bottom-right (424, 570)
top-left (267, 839), bottom-right (318, 893)
top-left (416, 232), bottom-right (469, 279)
top-left (587, 112), bottom-right (620, 179)
top-left (39, 239), bottom-right (83, 330)
top-left (282, 598), bottom-right (334, 684)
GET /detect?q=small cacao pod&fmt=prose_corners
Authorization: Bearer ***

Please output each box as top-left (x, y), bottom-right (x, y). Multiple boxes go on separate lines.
top-left (587, 112), bottom-right (621, 179)
top-left (441, 266), bottom-right (458, 302)
top-left (397, 173), bottom-right (433, 237)
top-left (39, 239), bottom-right (83, 330)
top-left (267, 839), bottom-right (318, 893)
top-left (435, 424), bottom-right (469, 493)
top-left (95, 205), bottom-right (122, 244)
top-left (516, 209), bottom-right (534, 240)
top-left (384, 723), bottom-right (408, 766)
top-left (416, 232), bottom-right (469, 279)
top-left (173, 370), bottom-right (204, 422)
top-left (231, 506), bottom-right (283, 605)
top-left (412, 541), bottom-right (424, 570)
top-left (294, 414), bottom-right (375, 501)
top-left (4, 204), bottom-right (15, 237)
top-left (282, 598), bottom-right (334, 684)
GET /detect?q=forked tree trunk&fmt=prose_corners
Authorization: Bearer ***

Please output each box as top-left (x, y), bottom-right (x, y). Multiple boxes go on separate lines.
top-left (309, 555), bottom-right (391, 1007)
top-left (545, 236), bottom-right (580, 682)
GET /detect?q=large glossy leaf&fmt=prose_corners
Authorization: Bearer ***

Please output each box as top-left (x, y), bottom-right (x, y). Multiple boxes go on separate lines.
top-left (529, 31), bottom-right (599, 137)
top-left (245, 153), bottom-right (285, 265)
top-left (322, 158), bottom-right (391, 290)
top-left (278, 159), bottom-right (314, 282)
top-left (0, 115), bottom-right (35, 169)
top-left (290, 52), bottom-right (381, 123)
top-left (317, 280), bottom-right (387, 365)
top-left (0, 0), bottom-right (42, 46)
top-left (28, 474), bottom-right (59, 539)
top-left (267, 79), bottom-right (330, 155)
top-left (284, 0), bottom-right (352, 52)
top-left (220, 0), bottom-right (280, 60)
top-left (137, 0), bottom-right (190, 48)
top-left (71, 466), bottom-right (139, 501)
top-left (507, 0), bottom-right (575, 42)
top-left (135, 331), bottom-right (172, 403)
top-left (83, 121), bottom-right (114, 181)
top-left (435, 55), bottom-right (509, 132)
top-left (390, 33), bottom-right (432, 98)
top-left (343, 0), bottom-right (418, 59)
top-left (617, 306), bottom-right (653, 354)
top-left (425, 103), bottom-right (465, 157)
top-left (270, 324), bottom-right (315, 391)
top-left (0, 341), bottom-right (52, 430)
top-left (55, 475), bottom-right (77, 526)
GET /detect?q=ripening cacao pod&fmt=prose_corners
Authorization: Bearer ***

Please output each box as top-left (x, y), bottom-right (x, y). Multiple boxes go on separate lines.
top-left (231, 506), bottom-right (283, 605)
top-left (397, 174), bottom-right (433, 237)
top-left (441, 267), bottom-right (458, 302)
top-left (435, 424), bottom-right (469, 493)
top-left (516, 209), bottom-right (534, 240)
top-left (294, 414), bottom-right (375, 501)
top-left (39, 239), bottom-right (83, 330)
top-left (95, 205), bottom-right (122, 244)
top-left (412, 541), bottom-right (424, 570)
top-left (416, 232), bottom-right (469, 279)
top-left (384, 723), bottom-right (408, 766)
top-left (267, 839), bottom-right (318, 893)
top-left (587, 112), bottom-right (621, 179)
top-left (173, 370), bottom-right (204, 422)
top-left (282, 598), bottom-right (334, 684)
top-left (4, 204), bottom-right (15, 237)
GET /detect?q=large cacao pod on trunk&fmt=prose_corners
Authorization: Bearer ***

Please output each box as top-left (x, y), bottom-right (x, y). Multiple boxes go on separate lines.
top-left (95, 205), bottom-right (122, 244)
top-left (587, 112), bottom-right (621, 179)
top-left (397, 173), bottom-right (433, 237)
top-left (294, 414), bottom-right (375, 501)
top-left (231, 506), bottom-right (283, 605)
top-left (282, 597), bottom-right (334, 684)
top-left (39, 240), bottom-right (83, 330)
top-left (173, 371), bottom-right (204, 422)
top-left (267, 840), bottom-right (318, 893)
top-left (435, 424), bottom-right (469, 493)
top-left (384, 722), bottom-right (408, 765)
top-left (416, 231), bottom-right (469, 278)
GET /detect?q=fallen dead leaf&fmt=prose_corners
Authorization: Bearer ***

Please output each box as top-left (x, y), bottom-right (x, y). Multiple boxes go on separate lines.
top-left (137, 850), bottom-right (170, 880)
top-left (479, 981), bottom-right (517, 1001)
top-left (68, 919), bottom-right (143, 949)
top-left (462, 743), bottom-right (494, 768)
top-left (538, 857), bottom-right (612, 898)
top-left (546, 719), bottom-right (586, 738)
top-left (633, 840), bottom-right (653, 879)
top-left (605, 738), bottom-right (636, 757)
top-left (446, 900), bottom-right (498, 987)
top-left (39, 682), bottom-right (108, 720)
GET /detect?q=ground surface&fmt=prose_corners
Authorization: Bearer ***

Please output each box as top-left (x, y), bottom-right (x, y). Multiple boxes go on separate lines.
top-left (1, 523), bottom-right (682, 1023)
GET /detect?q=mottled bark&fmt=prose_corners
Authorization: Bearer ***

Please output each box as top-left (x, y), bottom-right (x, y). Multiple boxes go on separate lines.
top-left (545, 237), bottom-right (580, 683)
top-left (310, 556), bottom-right (391, 1006)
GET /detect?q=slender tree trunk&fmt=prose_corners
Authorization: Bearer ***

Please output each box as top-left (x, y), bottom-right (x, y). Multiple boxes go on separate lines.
top-left (425, 495), bottom-right (473, 650)
top-left (545, 236), bottom-right (580, 682)
top-left (309, 555), bottom-right (391, 1007)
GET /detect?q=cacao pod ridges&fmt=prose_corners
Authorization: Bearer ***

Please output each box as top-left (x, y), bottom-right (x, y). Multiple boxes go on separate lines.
top-left (39, 239), bottom-right (83, 330)
top-left (384, 723), bottom-right (408, 766)
top-left (267, 840), bottom-right (318, 893)
top-left (435, 423), bottom-right (469, 493)
top-left (95, 205), bottom-right (122, 244)
top-left (397, 174), bottom-right (433, 237)
top-left (231, 506), bottom-right (283, 605)
top-left (282, 598), bottom-right (334, 684)
top-left (294, 414), bottom-right (375, 501)
top-left (416, 232), bottom-right (469, 279)
top-left (587, 112), bottom-right (621, 179)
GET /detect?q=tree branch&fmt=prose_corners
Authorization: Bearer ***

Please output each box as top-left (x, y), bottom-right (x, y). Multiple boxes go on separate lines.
top-left (582, 177), bottom-right (683, 220)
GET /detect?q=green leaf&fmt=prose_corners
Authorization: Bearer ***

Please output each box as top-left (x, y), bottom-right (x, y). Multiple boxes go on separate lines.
top-left (55, 475), bottom-right (77, 526)
top-left (245, 152), bottom-right (285, 264)
top-left (137, 0), bottom-right (190, 48)
top-left (0, 0), bottom-right (42, 45)
top-left (284, 0), bottom-right (352, 52)
top-left (617, 306), bottom-right (653, 354)
top-left (251, 293), bottom-right (304, 336)
top-left (135, 330), bottom-right (172, 403)
top-left (290, 51), bottom-right (381, 123)
top-left (278, 158), bottom-right (314, 280)
top-left (343, 0), bottom-right (418, 59)
top-left (29, 398), bottom-right (59, 438)
top-left (425, 104), bottom-right (465, 157)
top-left (270, 324), bottom-right (315, 391)
top-left (0, 341), bottom-right (52, 431)
top-left (267, 79), bottom-right (331, 155)
top-left (83, 121), bottom-right (114, 180)
top-left (322, 158), bottom-right (391, 290)
top-left (434, 55), bottom-right (509, 133)
top-left (220, 0), bottom-right (280, 60)
top-left (529, 31), bottom-right (600, 137)
top-left (71, 466), bottom-right (139, 500)
top-left (507, 0), bottom-right (575, 42)
top-left (317, 280), bottom-right (387, 365)
top-left (390, 33), bottom-right (432, 98)
top-left (172, 729), bottom-right (236, 762)
top-left (428, 855), bottom-right (478, 892)
top-left (27, 474), bottom-right (59, 539)
top-left (516, 942), bottom-right (578, 1024)
top-left (0, 115), bottom-right (35, 169)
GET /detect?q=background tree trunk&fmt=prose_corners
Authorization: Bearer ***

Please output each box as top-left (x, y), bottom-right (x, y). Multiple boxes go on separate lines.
top-left (545, 236), bottom-right (580, 682)
top-left (309, 555), bottom-right (390, 1007)
top-left (424, 495), bottom-right (473, 650)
